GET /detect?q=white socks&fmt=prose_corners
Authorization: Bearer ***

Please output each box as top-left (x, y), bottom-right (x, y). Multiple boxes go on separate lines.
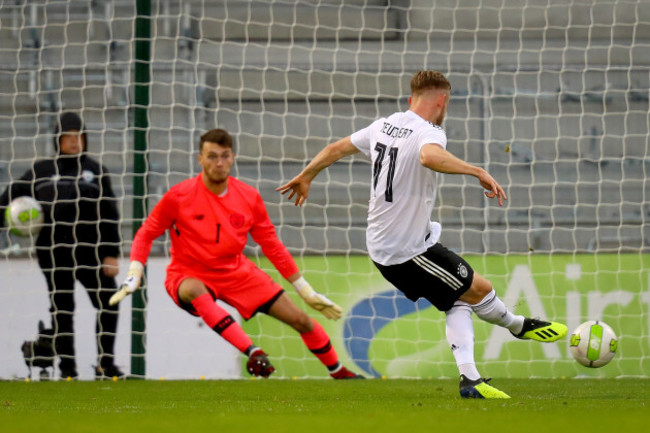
top-left (470, 289), bottom-right (524, 334)
top-left (445, 289), bottom-right (525, 381)
top-left (445, 303), bottom-right (480, 380)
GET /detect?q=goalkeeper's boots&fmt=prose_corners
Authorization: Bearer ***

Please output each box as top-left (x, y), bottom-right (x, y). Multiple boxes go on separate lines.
top-left (95, 364), bottom-right (126, 381)
top-left (329, 365), bottom-right (365, 380)
top-left (511, 318), bottom-right (567, 342)
top-left (459, 375), bottom-right (511, 399)
top-left (247, 349), bottom-right (275, 378)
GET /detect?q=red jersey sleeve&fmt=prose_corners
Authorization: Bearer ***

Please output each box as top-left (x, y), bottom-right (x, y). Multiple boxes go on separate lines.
top-left (249, 192), bottom-right (299, 279)
top-left (130, 191), bottom-right (178, 264)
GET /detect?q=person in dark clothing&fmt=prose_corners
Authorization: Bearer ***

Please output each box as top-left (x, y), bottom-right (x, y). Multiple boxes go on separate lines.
top-left (0, 112), bottom-right (124, 380)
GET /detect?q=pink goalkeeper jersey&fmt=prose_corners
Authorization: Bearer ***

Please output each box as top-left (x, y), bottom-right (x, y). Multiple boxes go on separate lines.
top-left (130, 174), bottom-right (299, 278)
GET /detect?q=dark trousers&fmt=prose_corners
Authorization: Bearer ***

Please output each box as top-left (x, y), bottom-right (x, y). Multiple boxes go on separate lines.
top-left (38, 245), bottom-right (119, 371)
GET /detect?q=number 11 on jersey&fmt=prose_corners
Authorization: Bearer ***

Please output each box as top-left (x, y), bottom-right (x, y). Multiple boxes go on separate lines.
top-left (373, 142), bottom-right (398, 202)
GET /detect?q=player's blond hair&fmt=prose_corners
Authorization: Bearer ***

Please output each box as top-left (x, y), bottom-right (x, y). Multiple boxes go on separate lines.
top-left (410, 70), bottom-right (451, 96)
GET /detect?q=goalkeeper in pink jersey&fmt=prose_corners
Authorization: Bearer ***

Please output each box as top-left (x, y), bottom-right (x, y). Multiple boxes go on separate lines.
top-left (110, 128), bottom-right (362, 379)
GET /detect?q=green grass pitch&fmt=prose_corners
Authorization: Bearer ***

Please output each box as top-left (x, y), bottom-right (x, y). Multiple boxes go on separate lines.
top-left (1, 378), bottom-right (648, 432)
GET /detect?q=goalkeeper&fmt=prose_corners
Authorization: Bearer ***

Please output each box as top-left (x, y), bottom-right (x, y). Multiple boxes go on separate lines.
top-left (112, 128), bottom-right (361, 379)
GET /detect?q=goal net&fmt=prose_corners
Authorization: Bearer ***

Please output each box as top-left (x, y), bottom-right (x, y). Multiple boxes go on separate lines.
top-left (0, 0), bottom-right (648, 380)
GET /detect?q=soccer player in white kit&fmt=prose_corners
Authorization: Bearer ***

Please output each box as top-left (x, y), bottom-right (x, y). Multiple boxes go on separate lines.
top-left (278, 70), bottom-right (568, 398)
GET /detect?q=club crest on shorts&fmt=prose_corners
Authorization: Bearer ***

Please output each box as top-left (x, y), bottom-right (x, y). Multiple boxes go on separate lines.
top-left (230, 213), bottom-right (245, 228)
top-left (457, 263), bottom-right (468, 278)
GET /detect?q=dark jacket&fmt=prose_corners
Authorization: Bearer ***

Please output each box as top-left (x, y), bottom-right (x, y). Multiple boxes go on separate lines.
top-left (0, 113), bottom-right (120, 262)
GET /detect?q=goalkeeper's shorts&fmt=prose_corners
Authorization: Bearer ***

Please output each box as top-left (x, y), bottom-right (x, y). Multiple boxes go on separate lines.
top-left (165, 257), bottom-right (284, 320)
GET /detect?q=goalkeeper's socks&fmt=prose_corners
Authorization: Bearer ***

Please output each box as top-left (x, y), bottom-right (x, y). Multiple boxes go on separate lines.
top-left (191, 293), bottom-right (254, 353)
top-left (300, 319), bottom-right (339, 367)
top-left (327, 362), bottom-right (342, 373)
top-left (245, 345), bottom-right (261, 357)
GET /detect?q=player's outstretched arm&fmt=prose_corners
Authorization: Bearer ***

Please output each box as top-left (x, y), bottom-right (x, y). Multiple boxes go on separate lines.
top-left (276, 175), bottom-right (311, 207)
top-left (277, 136), bottom-right (359, 206)
top-left (290, 274), bottom-right (342, 320)
top-left (110, 191), bottom-right (176, 306)
top-left (109, 261), bottom-right (144, 306)
top-left (420, 143), bottom-right (507, 206)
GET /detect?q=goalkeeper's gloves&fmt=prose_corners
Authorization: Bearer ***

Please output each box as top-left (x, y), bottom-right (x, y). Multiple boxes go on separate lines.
top-left (292, 276), bottom-right (342, 320)
top-left (109, 261), bottom-right (144, 306)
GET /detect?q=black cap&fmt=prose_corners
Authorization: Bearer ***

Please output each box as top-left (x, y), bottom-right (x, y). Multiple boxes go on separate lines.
top-left (53, 112), bottom-right (87, 153)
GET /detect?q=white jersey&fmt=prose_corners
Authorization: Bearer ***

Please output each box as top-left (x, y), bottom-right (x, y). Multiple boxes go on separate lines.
top-left (350, 110), bottom-right (447, 266)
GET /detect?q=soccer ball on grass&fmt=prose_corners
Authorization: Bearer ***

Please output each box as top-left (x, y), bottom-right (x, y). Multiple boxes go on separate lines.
top-left (569, 320), bottom-right (618, 368)
top-left (4, 196), bottom-right (44, 237)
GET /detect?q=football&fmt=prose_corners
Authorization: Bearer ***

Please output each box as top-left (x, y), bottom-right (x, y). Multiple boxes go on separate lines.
top-left (569, 320), bottom-right (618, 368)
top-left (4, 196), bottom-right (44, 237)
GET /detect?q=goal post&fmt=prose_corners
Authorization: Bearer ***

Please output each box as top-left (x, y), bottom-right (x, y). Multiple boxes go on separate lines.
top-left (0, 0), bottom-right (648, 380)
top-left (128, 0), bottom-right (152, 379)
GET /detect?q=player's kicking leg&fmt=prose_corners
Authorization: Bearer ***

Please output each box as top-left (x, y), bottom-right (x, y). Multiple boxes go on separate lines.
top-left (511, 317), bottom-right (567, 342)
top-left (462, 273), bottom-right (567, 342)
